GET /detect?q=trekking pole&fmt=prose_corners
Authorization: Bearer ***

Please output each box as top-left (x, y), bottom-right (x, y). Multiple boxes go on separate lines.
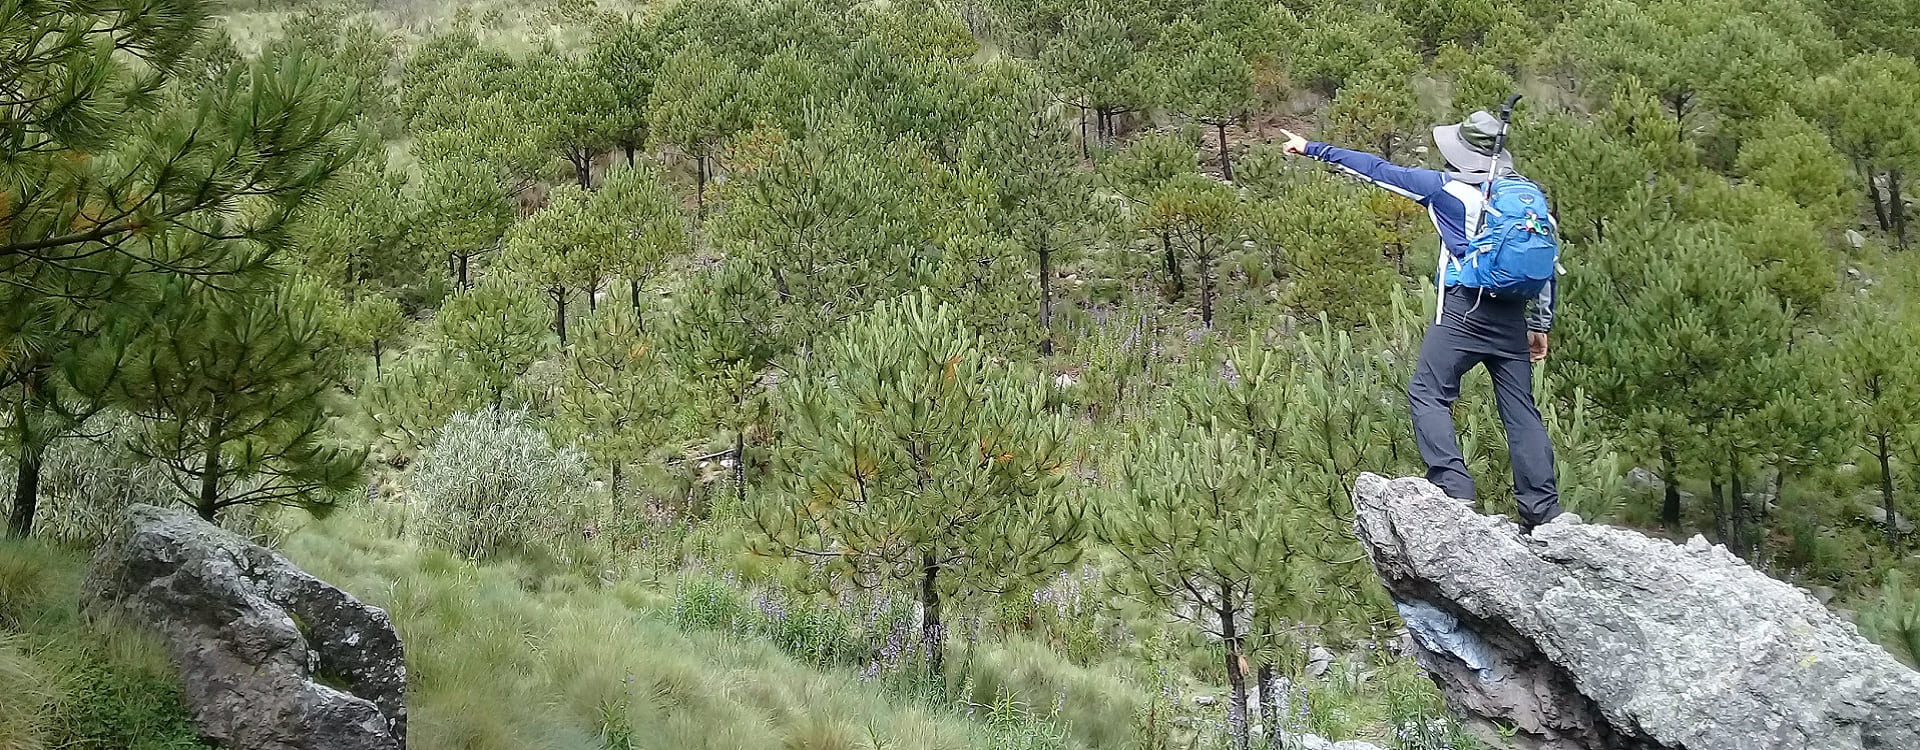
top-left (1488, 93), bottom-right (1521, 184)
top-left (1474, 94), bottom-right (1522, 234)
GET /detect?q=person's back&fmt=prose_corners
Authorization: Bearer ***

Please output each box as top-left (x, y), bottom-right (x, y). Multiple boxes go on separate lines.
top-left (1280, 110), bottom-right (1566, 531)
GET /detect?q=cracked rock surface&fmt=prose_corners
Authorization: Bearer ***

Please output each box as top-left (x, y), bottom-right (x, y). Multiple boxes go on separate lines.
top-left (1350, 473), bottom-right (1920, 750)
top-left (84, 504), bottom-right (407, 750)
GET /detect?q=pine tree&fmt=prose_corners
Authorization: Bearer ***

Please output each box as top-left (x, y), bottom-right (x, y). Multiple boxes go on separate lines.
top-left (1805, 53), bottom-right (1920, 248)
top-left (1101, 132), bottom-right (1203, 302)
top-left (555, 309), bottom-right (681, 494)
top-left (2, 1), bottom-right (356, 535)
top-left (362, 349), bottom-right (488, 457)
top-left (293, 160), bottom-right (441, 308)
top-left (111, 279), bottom-right (364, 522)
top-left (1143, 173), bottom-right (1242, 328)
top-left (1107, 336), bottom-right (1377, 750)
top-left (432, 279), bottom-right (553, 406)
top-left (341, 294), bottom-right (406, 380)
top-left (404, 30), bottom-right (554, 197)
top-left (757, 290), bottom-right (1083, 681)
top-left (1040, 10), bottom-right (1158, 153)
top-left (1559, 0), bottom-right (1829, 151)
top-left (526, 49), bottom-right (622, 190)
top-left (1561, 216), bottom-right (1806, 551)
top-left (1104, 414), bottom-right (1285, 750)
top-left (957, 86), bottom-right (1092, 355)
top-left (1735, 111), bottom-right (1859, 228)
top-left (1168, 31), bottom-right (1254, 181)
top-left (659, 261), bottom-right (781, 506)
top-left (589, 18), bottom-right (662, 166)
top-left (1837, 300), bottom-right (1920, 549)
top-left (647, 45), bottom-right (744, 216)
top-left (1326, 71), bottom-right (1423, 161)
top-left (711, 119), bottom-right (939, 346)
top-left (1241, 170), bottom-right (1402, 327)
top-left (596, 165), bottom-right (690, 331)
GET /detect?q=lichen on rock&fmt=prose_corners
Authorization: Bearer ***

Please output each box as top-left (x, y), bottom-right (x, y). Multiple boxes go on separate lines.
top-left (83, 505), bottom-right (407, 750)
top-left (1350, 473), bottom-right (1920, 750)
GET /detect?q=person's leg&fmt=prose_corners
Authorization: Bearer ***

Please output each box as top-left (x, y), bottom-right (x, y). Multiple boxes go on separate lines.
top-left (1408, 326), bottom-right (1483, 501)
top-left (1485, 355), bottom-right (1562, 526)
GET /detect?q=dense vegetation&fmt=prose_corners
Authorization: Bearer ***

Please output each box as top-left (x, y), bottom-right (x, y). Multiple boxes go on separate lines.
top-left (4, 0), bottom-right (1920, 748)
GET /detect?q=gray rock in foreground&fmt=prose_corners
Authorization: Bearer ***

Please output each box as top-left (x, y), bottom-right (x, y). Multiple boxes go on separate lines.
top-left (1350, 473), bottom-right (1920, 750)
top-left (83, 505), bottom-right (406, 750)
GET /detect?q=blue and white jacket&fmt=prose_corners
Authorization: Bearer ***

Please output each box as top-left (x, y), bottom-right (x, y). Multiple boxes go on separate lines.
top-left (1302, 142), bottom-right (1555, 332)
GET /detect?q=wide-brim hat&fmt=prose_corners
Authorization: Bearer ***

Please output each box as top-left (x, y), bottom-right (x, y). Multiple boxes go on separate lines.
top-left (1434, 110), bottom-right (1513, 184)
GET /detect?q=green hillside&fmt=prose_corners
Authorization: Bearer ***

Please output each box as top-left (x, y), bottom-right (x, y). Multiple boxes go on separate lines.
top-left (4, 0), bottom-right (1919, 748)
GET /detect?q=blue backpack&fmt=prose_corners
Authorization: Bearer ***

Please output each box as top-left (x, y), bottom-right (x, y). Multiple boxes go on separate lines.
top-left (1459, 176), bottom-right (1559, 297)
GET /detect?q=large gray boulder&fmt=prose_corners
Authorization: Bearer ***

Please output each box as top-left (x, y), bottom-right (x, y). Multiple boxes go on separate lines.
top-left (1350, 473), bottom-right (1920, 750)
top-left (83, 505), bottom-right (406, 750)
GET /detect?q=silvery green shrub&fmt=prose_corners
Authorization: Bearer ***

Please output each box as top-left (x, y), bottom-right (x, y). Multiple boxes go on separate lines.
top-left (410, 406), bottom-right (589, 559)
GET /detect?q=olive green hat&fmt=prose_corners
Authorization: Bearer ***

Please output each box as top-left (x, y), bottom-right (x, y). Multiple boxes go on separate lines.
top-left (1433, 110), bottom-right (1514, 184)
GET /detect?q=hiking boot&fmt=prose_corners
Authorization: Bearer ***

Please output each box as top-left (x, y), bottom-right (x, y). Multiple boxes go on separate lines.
top-left (1521, 511), bottom-right (1583, 536)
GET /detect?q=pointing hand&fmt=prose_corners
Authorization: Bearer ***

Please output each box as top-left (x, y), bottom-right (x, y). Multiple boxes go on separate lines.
top-left (1278, 128), bottom-right (1309, 156)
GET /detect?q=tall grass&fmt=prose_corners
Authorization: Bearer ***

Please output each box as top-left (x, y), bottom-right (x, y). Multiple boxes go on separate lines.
top-left (285, 509), bottom-right (1010, 750)
top-left (0, 540), bottom-right (207, 750)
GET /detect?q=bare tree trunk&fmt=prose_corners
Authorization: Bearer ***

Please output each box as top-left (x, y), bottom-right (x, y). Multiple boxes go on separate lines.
top-left (772, 266), bottom-right (792, 301)
top-left (1220, 581), bottom-right (1249, 750)
top-left (1710, 475), bottom-right (1727, 545)
top-left (1216, 122), bottom-right (1233, 181)
top-left (732, 428), bottom-right (746, 507)
top-left (6, 365), bottom-right (48, 537)
top-left (641, 278), bottom-right (656, 331)
top-left (1864, 162), bottom-right (1891, 231)
top-left (1038, 235), bottom-right (1054, 356)
top-left (1660, 443), bottom-right (1681, 529)
top-left (1079, 106), bottom-right (1089, 160)
top-left (572, 149), bottom-right (592, 190)
top-left (1880, 433), bottom-right (1900, 549)
top-left (1729, 455), bottom-right (1749, 560)
top-left (1199, 236), bottom-right (1215, 328)
top-left (921, 554), bottom-right (945, 681)
top-left (695, 154), bottom-right (708, 218)
top-left (8, 443), bottom-right (40, 537)
top-left (1162, 230), bottom-right (1182, 299)
top-left (1889, 168), bottom-right (1907, 248)
top-left (1765, 465), bottom-right (1783, 526)
top-left (198, 438), bottom-right (221, 522)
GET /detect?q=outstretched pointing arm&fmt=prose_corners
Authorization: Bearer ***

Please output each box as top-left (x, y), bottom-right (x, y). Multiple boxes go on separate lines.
top-left (1280, 129), bottom-right (1450, 204)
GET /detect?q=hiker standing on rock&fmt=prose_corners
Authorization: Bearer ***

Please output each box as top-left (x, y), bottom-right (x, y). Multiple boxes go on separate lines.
top-left (1280, 105), bottom-right (1566, 532)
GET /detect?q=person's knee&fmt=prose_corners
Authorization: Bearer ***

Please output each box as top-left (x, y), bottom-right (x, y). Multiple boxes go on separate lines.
top-left (1408, 382), bottom-right (1449, 411)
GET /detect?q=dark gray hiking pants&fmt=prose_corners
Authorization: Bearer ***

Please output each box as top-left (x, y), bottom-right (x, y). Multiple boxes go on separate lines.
top-left (1409, 311), bottom-right (1562, 526)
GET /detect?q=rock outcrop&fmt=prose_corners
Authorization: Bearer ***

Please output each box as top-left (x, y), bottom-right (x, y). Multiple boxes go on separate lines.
top-left (1350, 473), bottom-right (1920, 750)
top-left (83, 505), bottom-right (406, 750)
